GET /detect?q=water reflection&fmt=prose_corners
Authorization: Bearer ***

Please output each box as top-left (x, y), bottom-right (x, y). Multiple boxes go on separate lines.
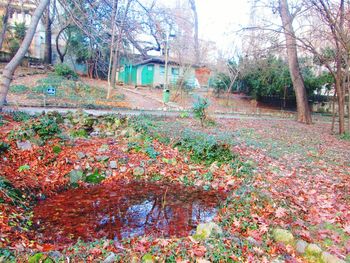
top-left (34, 181), bottom-right (223, 244)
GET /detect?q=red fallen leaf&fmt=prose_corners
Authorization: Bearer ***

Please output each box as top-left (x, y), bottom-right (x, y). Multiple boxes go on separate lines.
top-left (192, 245), bottom-right (207, 257)
top-left (275, 207), bottom-right (287, 218)
top-left (42, 244), bottom-right (55, 252)
top-left (89, 247), bottom-right (102, 256)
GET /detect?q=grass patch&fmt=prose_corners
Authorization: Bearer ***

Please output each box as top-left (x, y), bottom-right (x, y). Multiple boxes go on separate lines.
top-left (10, 84), bottom-right (28, 93)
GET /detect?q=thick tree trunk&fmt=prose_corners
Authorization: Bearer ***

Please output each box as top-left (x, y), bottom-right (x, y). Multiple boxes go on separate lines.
top-left (279, 0), bottom-right (312, 124)
top-left (44, 0), bottom-right (52, 64)
top-left (0, 0), bottom-right (11, 50)
top-left (189, 0), bottom-right (199, 65)
top-left (0, 0), bottom-right (49, 109)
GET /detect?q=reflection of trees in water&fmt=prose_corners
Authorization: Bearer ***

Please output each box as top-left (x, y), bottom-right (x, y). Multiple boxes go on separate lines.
top-left (96, 189), bottom-right (218, 241)
top-left (34, 182), bottom-right (220, 243)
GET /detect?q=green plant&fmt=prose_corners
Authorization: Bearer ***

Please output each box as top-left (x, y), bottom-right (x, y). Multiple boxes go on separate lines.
top-left (145, 146), bottom-right (159, 159)
top-left (10, 84), bottom-right (28, 93)
top-left (10, 111), bottom-right (31, 122)
top-left (18, 164), bottom-right (30, 172)
top-left (70, 129), bottom-right (89, 138)
top-left (0, 176), bottom-right (24, 205)
top-left (31, 116), bottom-right (61, 141)
top-left (85, 169), bottom-right (105, 184)
top-left (174, 129), bottom-right (236, 165)
top-left (192, 95), bottom-right (209, 127)
top-left (52, 145), bottom-right (62, 154)
top-left (54, 64), bottom-right (78, 80)
top-left (340, 132), bottom-right (350, 141)
top-left (0, 141), bottom-right (10, 154)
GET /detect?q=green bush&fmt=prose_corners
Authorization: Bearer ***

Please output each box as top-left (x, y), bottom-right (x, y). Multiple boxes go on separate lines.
top-left (54, 64), bottom-right (78, 80)
top-left (340, 132), bottom-right (350, 141)
top-left (10, 84), bottom-right (28, 93)
top-left (192, 96), bottom-right (210, 127)
top-left (0, 176), bottom-right (23, 205)
top-left (9, 115), bottom-right (61, 142)
top-left (174, 129), bottom-right (236, 165)
top-left (31, 115), bottom-right (61, 141)
top-left (10, 111), bottom-right (32, 122)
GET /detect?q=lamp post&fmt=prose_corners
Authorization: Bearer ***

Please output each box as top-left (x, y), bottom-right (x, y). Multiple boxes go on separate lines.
top-left (163, 29), bottom-right (175, 104)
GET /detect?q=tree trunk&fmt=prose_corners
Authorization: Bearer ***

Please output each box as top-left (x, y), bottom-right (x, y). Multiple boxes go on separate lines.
top-left (0, 0), bottom-right (11, 50)
top-left (44, 0), bottom-right (52, 64)
top-left (107, 0), bottom-right (118, 98)
top-left (279, 0), bottom-right (312, 124)
top-left (55, 25), bottom-right (69, 63)
top-left (189, 0), bottom-right (199, 65)
top-left (0, 0), bottom-right (50, 109)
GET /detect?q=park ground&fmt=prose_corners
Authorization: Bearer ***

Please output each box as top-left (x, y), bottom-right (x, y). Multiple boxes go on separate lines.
top-left (4, 64), bottom-right (297, 117)
top-left (0, 109), bottom-right (349, 262)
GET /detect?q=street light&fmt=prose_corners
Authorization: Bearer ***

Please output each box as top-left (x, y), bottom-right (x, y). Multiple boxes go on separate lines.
top-left (163, 28), bottom-right (176, 104)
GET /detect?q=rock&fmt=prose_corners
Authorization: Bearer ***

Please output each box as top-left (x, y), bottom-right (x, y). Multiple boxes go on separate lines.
top-left (48, 251), bottom-right (63, 260)
top-left (96, 155), bottom-right (109, 162)
top-left (321, 251), bottom-right (345, 263)
top-left (194, 222), bottom-right (223, 240)
top-left (133, 167), bottom-right (145, 177)
top-left (196, 259), bottom-right (211, 263)
top-left (98, 144), bottom-right (109, 153)
top-left (247, 236), bottom-right (261, 246)
top-left (105, 132), bottom-right (114, 137)
top-left (77, 152), bottom-right (86, 159)
top-left (272, 228), bottom-right (294, 245)
top-left (68, 170), bottom-right (84, 184)
top-left (209, 161), bottom-right (219, 173)
top-left (103, 252), bottom-right (117, 263)
top-left (109, 161), bottom-right (118, 169)
top-left (16, 140), bottom-right (32, 151)
top-left (305, 243), bottom-right (322, 256)
top-left (296, 239), bottom-right (308, 254)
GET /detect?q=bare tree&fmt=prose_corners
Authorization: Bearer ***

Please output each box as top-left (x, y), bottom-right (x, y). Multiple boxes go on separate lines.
top-left (0, 0), bottom-right (50, 109)
top-left (278, 0), bottom-right (312, 124)
top-left (0, 0), bottom-right (12, 50)
top-left (188, 0), bottom-right (199, 65)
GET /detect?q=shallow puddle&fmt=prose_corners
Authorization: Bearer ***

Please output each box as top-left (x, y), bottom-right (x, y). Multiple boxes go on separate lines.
top-left (33, 181), bottom-right (224, 244)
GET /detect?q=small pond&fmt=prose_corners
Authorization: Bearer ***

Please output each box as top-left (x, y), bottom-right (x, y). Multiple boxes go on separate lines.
top-left (33, 181), bottom-right (224, 244)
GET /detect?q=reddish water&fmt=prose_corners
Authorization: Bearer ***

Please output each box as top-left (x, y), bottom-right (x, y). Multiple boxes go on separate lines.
top-left (33, 181), bottom-right (223, 244)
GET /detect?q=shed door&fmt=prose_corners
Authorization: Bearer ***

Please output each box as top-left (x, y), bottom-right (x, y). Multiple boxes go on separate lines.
top-left (141, 64), bottom-right (154, 85)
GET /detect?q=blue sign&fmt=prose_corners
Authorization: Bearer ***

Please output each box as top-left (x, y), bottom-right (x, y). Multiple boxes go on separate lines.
top-left (46, 86), bottom-right (56, 96)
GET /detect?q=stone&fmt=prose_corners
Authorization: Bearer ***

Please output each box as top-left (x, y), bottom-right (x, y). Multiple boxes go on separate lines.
top-left (209, 161), bottom-right (219, 173)
top-left (296, 239), bottom-right (308, 254)
top-left (133, 167), bottom-right (145, 177)
top-left (272, 228), bottom-right (294, 245)
top-left (98, 144), bottom-right (109, 153)
top-left (48, 251), bottom-right (63, 260)
top-left (321, 252), bottom-right (345, 263)
top-left (247, 236), bottom-right (261, 246)
top-left (96, 155), bottom-right (109, 162)
top-left (16, 140), bottom-right (32, 151)
top-left (103, 252), bottom-right (117, 263)
top-left (194, 222), bottom-right (223, 240)
top-left (68, 170), bottom-right (84, 184)
top-left (109, 161), bottom-right (118, 169)
top-left (305, 243), bottom-right (322, 257)
top-left (77, 152), bottom-right (86, 159)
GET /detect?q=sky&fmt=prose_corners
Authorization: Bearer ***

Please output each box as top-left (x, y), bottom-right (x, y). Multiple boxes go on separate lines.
top-left (195, 0), bottom-right (251, 52)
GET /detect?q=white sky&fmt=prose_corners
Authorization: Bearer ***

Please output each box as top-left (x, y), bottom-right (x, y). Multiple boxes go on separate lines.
top-left (195, 0), bottom-right (251, 52)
